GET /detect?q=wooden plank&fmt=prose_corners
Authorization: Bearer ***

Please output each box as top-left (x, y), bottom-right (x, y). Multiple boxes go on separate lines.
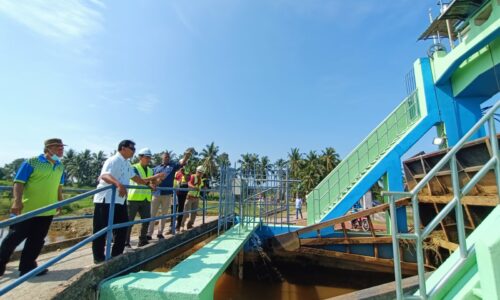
top-left (456, 157), bottom-right (482, 194)
top-left (412, 165), bottom-right (486, 179)
top-left (341, 223), bottom-right (350, 254)
top-left (421, 157), bottom-right (433, 196)
top-left (434, 239), bottom-right (458, 251)
top-left (463, 204), bottom-right (476, 230)
top-left (295, 198), bottom-right (411, 235)
top-left (297, 247), bottom-right (418, 275)
top-left (404, 134), bottom-right (498, 164)
top-left (418, 195), bottom-right (499, 206)
top-left (433, 202), bottom-right (450, 242)
top-left (300, 236), bottom-right (393, 246)
top-left (367, 215), bottom-right (379, 258)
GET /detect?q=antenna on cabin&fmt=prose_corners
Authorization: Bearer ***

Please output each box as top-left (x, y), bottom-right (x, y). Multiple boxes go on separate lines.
top-left (428, 8), bottom-right (437, 45)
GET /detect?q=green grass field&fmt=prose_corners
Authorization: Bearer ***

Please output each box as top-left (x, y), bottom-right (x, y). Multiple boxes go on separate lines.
top-left (0, 182), bottom-right (95, 218)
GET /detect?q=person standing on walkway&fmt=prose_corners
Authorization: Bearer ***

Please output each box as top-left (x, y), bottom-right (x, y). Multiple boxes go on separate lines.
top-left (295, 195), bottom-right (303, 219)
top-left (173, 167), bottom-right (189, 231)
top-left (180, 166), bottom-right (205, 231)
top-left (0, 138), bottom-right (66, 277)
top-left (125, 148), bottom-right (164, 247)
top-left (147, 148), bottom-right (192, 239)
top-left (92, 140), bottom-right (156, 263)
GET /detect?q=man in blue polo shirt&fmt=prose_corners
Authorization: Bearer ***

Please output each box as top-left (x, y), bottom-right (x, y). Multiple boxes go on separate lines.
top-left (147, 148), bottom-right (193, 239)
top-left (0, 138), bottom-right (65, 277)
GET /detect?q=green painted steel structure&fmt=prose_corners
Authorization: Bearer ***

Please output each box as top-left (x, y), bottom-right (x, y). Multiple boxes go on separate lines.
top-left (99, 221), bottom-right (259, 300)
top-left (306, 91), bottom-right (422, 224)
top-left (421, 205), bottom-right (500, 300)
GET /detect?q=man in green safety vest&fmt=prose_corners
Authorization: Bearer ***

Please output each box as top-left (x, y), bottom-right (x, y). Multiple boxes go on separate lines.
top-left (180, 165), bottom-right (205, 231)
top-left (125, 148), bottom-right (165, 247)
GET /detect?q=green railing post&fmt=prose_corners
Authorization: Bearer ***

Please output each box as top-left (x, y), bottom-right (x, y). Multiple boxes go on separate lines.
top-left (105, 186), bottom-right (117, 261)
top-left (489, 118), bottom-right (500, 200)
top-left (388, 194), bottom-right (403, 300)
top-left (451, 155), bottom-right (468, 258)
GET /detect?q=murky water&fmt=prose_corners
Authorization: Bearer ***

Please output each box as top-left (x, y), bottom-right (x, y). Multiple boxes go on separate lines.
top-left (214, 272), bottom-right (356, 300)
top-left (0, 225), bottom-right (75, 251)
top-left (152, 238), bottom-right (213, 272)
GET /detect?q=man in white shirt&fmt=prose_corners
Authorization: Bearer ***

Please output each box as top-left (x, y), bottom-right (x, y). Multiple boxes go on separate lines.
top-left (91, 140), bottom-right (156, 263)
top-left (295, 196), bottom-right (303, 219)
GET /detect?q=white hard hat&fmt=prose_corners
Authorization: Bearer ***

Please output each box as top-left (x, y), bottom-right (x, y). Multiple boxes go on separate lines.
top-left (196, 165), bottom-right (205, 173)
top-left (138, 148), bottom-right (152, 157)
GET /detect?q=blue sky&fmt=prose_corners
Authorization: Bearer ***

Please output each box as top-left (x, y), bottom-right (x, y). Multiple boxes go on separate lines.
top-left (0, 0), bottom-right (444, 165)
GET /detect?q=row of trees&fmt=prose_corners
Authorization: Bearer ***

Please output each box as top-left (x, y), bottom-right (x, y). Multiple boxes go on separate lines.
top-left (236, 147), bottom-right (340, 195)
top-left (0, 143), bottom-right (341, 196)
top-left (0, 142), bottom-right (231, 187)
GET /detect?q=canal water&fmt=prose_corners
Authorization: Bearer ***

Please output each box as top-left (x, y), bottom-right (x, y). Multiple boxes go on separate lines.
top-left (150, 234), bottom-right (392, 300)
top-left (214, 272), bottom-right (356, 299)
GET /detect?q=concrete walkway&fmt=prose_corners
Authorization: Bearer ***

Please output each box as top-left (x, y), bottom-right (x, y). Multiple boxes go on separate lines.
top-left (100, 220), bottom-right (260, 300)
top-left (0, 216), bottom-right (218, 300)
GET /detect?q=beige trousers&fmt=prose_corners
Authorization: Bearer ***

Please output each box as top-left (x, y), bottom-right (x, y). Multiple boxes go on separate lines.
top-left (147, 194), bottom-right (172, 235)
top-left (181, 196), bottom-right (199, 228)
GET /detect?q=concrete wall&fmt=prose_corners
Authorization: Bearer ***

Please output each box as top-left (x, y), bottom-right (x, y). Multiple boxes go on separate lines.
top-left (53, 220), bottom-right (219, 300)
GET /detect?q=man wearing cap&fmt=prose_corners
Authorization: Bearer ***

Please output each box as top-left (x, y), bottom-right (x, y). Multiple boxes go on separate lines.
top-left (0, 138), bottom-right (66, 277)
top-left (180, 165), bottom-right (205, 231)
top-left (147, 148), bottom-right (192, 239)
top-left (125, 148), bottom-right (165, 247)
top-left (92, 140), bottom-right (159, 263)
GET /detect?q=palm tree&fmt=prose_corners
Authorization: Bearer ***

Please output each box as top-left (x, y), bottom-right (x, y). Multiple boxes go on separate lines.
top-left (201, 142), bottom-right (219, 179)
top-left (258, 156), bottom-right (271, 183)
top-left (216, 152), bottom-right (230, 168)
top-left (238, 153), bottom-right (259, 177)
top-left (288, 148), bottom-right (302, 179)
top-left (273, 158), bottom-right (288, 200)
top-left (298, 151), bottom-right (325, 195)
top-left (2, 158), bottom-right (26, 180)
top-left (274, 158), bottom-right (287, 171)
top-left (183, 148), bottom-right (200, 175)
top-left (62, 149), bottom-right (77, 184)
top-left (76, 150), bottom-right (94, 186)
top-left (91, 151), bottom-right (107, 185)
top-left (321, 147), bottom-right (340, 176)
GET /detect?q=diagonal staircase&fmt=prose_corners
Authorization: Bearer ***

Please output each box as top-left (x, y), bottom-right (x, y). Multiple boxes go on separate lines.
top-left (307, 90), bottom-right (422, 224)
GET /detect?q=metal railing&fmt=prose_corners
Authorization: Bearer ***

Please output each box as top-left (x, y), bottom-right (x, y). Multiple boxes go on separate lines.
top-left (307, 89), bottom-right (422, 223)
top-left (229, 166), bottom-right (299, 230)
top-left (0, 165), bottom-right (299, 296)
top-left (0, 183), bottom-right (226, 297)
top-left (383, 100), bottom-right (500, 299)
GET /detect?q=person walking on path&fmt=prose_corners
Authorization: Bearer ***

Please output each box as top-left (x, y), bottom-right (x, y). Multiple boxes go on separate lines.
top-left (92, 140), bottom-right (157, 264)
top-left (0, 138), bottom-right (66, 277)
top-left (147, 148), bottom-right (192, 239)
top-left (125, 148), bottom-right (164, 247)
top-left (295, 195), bottom-right (303, 219)
top-left (180, 166), bottom-right (205, 231)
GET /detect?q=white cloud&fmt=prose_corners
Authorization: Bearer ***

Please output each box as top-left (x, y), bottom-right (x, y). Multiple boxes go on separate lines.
top-left (135, 94), bottom-right (160, 113)
top-left (0, 0), bottom-right (104, 44)
top-left (171, 2), bottom-right (198, 35)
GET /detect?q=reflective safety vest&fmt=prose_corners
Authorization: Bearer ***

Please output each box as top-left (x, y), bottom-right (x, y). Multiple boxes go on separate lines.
top-left (187, 174), bottom-right (203, 198)
top-left (174, 170), bottom-right (187, 188)
top-left (128, 163), bottom-right (153, 202)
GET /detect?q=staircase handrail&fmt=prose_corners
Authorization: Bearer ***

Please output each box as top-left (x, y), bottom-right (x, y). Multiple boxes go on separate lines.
top-left (308, 89), bottom-right (422, 222)
top-left (383, 100), bottom-right (500, 299)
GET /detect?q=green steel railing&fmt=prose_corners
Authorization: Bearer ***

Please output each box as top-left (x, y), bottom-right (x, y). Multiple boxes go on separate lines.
top-left (383, 100), bottom-right (500, 300)
top-left (307, 90), bottom-right (422, 223)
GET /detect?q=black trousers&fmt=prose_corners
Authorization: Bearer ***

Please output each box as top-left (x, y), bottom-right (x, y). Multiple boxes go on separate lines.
top-left (126, 200), bottom-right (150, 244)
top-left (174, 191), bottom-right (188, 229)
top-left (92, 202), bottom-right (128, 261)
top-left (0, 216), bottom-right (53, 273)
